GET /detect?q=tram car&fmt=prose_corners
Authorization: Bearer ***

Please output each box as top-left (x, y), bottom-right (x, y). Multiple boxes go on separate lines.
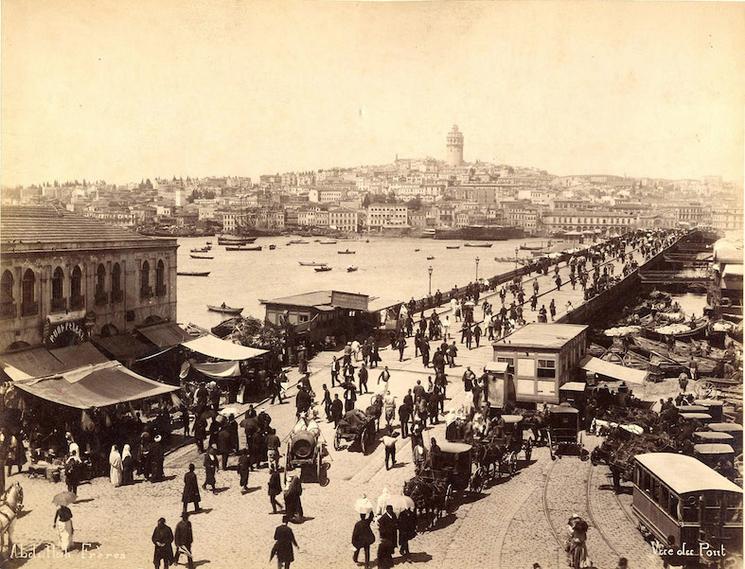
top-left (708, 423), bottom-right (743, 454)
top-left (632, 453), bottom-right (742, 566)
top-left (546, 403), bottom-right (587, 460)
top-left (693, 443), bottom-right (736, 470)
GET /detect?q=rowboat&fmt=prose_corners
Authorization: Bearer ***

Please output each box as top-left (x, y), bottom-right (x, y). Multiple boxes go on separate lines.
top-left (347, 266), bottom-right (358, 272)
top-left (464, 243), bottom-right (493, 248)
top-left (177, 271), bottom-right (210, 277)
top-left (446, 246), bottom-right (460, 250)
top-left (190, 254), bottom-right (214, 259)
top-left (299, 261), bottom-right (328, 267)
top-left (519, 244), bottom-right (545, 251)
top-left (314, 266), bottom-right (333, 272)
top-left (207, 304), bottom-right (243, 315)
top-left (426, 256), bottom-right (435, 260)
top-left (338, 249), bottom-right (356, 255)
top-left (268, 245), bottom-right (276, 250)
top-left (190, 247), bottom-right (211, 253)
top-left (414, 249), bottom-right (420, 252)
top-left (640, 319), bottom-right (709, 342)
top-left (287, 240), bottom-right (309, 245)
top-left (225, 245), bottom-right (262, 251)
top-left (319, 240), bottom-right (337, 245)
top-left (217, 236), bottom-right (256, 245)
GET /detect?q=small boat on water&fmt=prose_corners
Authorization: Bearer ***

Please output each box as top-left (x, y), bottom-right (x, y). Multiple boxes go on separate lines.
top-left (177, 271), bottom-right (210, 277)
top-left (414, 249), bottom-right (420, 252)
top-left (205, 241), bottom-right (212, 245)
top-left (268, 244), bottom-right (276, 250)
top-left (338, 249), bottom-right (356, 255)
top-left (190, 247), bottom-right (211, 253)
top-left (225, 245), bottom-right (262, 251)
top-left (207, 303), bottom-right (243, 315)
top-left (446, 246), bottom-right (460, 250)
top-left (347, 266), bottom-right (358, 272)
top-left (287, 240), bottom-right (309, 245)
top-left (299, 261), bottom-right (328, 267)
top-left (319, 240), bottom-right (337, 245)
top-left (464, 243), bottom-right (493, 248)
top-left (217, 235), bottom-right (256, 245)
top-left (426, 256), bottom-right (435, 260)
top-left (190, 254), bottom-right (214, 259)
top-left (314, 266), bottom-right (333, 272)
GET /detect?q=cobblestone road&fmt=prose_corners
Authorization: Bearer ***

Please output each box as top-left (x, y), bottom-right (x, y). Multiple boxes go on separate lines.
top-left (7, 240), bottom-right (667, 569)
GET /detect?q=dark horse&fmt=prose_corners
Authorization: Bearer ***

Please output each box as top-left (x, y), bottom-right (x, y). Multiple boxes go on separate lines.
top-left (403, 474), bottom-right (447, 529)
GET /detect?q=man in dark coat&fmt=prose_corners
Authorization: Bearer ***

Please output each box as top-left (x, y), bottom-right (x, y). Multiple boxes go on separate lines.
top-left (272, 516), bottom-right (298, 569)
top-left (152, 517), bottom-right (174, 569)
top-left (217, 427), bottom-right (232, 470)
top-left (227, 415), bottom-right (239, 454)
top-left (398, 508), bottom-right (417, 557)
top-left (331, 394), bottom-right (344, 427)
top-left (182, 463), bottom-right (201, 513)
top-left (295, 387), bottom-right (312, 417)
top-left (358, 363), bottom-right (369, 394)
top-left (421, 340), bottom-right (430, 368)
top-left (377, 505), bottom-right (398, 556)
top-left (192, 415), bottom-right (207, 453)
top-left (352, 512), bottom-right (375, 569)
top-left (174, 512), bottom-right (194, 569)
top-left (398, 402), bottom-right (412, 438)
top-left (238, 448), bottom-right (251, 492)
top-left (150, 435), bottom-right (165, 482)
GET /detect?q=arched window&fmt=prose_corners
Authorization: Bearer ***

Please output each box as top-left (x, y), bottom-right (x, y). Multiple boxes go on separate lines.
top-left (141, 260), bottom-right (151, 298)
top-left (95, 264), bottom-right (107, 305)
top-left (21, 269), bottom-right (37, 316)
top-left (1, 270), bottom-right (14, 303)
top-left (155, 260), bottom-right (165, 296)
top-left (1, 270), bottom-right (14, 319)
top-left (111, 263), bottom-right (122, 303)
top-left (51, 267), bottom-right (65, 312)
top-left (70, 265), bottom-right (83, 309)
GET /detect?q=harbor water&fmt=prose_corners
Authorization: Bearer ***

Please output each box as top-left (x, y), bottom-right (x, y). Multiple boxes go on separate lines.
top-left (176, 235), bottom-right (554, 327)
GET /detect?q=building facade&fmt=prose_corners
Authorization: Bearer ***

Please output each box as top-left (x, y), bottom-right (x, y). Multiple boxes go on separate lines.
top-left (366, 204), bottom-right (408, 230)
top-left (0, 207), bottom-right (178, 352)
top-left (328, 208), bottom-right (359, 232)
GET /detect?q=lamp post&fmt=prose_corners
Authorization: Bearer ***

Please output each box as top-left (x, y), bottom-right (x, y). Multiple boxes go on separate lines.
top-left (475, 257), bottom-right (480, 280)
top-left (428, 265), bottom-right (433, 295)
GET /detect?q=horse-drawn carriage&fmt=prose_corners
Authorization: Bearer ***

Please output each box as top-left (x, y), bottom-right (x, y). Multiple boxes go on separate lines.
top-left (285, 417), bottom-right (327, 485)
top-left (546, 404), bottom-right (588, 460)
top-left (334, 395), bottom-right (383, 454)
top-left (471, 414), bottom-right (528, 484)
top-left (404, 441), bottom-right (478, 525)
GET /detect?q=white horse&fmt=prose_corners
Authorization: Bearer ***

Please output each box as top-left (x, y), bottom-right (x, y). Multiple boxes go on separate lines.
top-left (0, 482), bottom-right (23, 561)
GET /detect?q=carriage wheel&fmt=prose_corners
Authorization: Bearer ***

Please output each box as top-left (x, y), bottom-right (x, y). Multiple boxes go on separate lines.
top-left (316, 451), bottom-right (323, 484)
top-left (470, 472), bottom-right (484, 494)
top-left (334, 430), bottom-right (342, 451)
top-left (510, 453), bottom-right (518, 474)
top-left (444, 483), bottom-right (454, 511)
top-left (694, 380), bottom-right (715, 398)
top-left (360, 430), bottom-right (369, 455)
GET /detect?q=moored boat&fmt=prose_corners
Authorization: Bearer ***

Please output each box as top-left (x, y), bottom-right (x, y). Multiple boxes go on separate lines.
top-left (190, 247), bottom-right (211, 253)
top-left (446, 246), bottom-right (460, 250)
top-left (177, 271), bottom-right (210, 277)
top-left (268, 244), bottom-right (276, 250)
top-left (426, 256), bottom-right (435, 260)
top-left (217, 235), bottom-right (257, 245)
top-left (347, 266), bottom-right (358, 272)
top-left (287, 240), bottom-right (309, 245)
top-left (337, 249), bottom-right (356, 254)
top-left (207, 303), bottom-right (243, 315)
top-left (464, 243), bottom-right (493, 248)
top-left (190, 254), bottom-right (214, 259)
top-left (225, 245), bottom-right (262, 251)
top-left (314, 266), bottom-right (333, 272)
top-left (299, 261), bottom-right (328, 267)
top-left (319, 240), bottom-right (337, 245)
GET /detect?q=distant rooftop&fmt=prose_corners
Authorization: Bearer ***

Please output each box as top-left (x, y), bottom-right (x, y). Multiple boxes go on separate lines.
top-left (261, 290), bottom-right (372, 311)
top-left (493, 323), bottom-right (588, 350)
top-left (1, 206), bottom-right (172, 246)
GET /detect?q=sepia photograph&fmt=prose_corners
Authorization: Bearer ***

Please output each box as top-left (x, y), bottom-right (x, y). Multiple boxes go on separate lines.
top-left (0, 1), bottom-right (743, 568)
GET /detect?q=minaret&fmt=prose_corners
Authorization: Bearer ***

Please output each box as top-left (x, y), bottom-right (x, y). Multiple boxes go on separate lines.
top-left (446, 125), bottom-right (464, 167)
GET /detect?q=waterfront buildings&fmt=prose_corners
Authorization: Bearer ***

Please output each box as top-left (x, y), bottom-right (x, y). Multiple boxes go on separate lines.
top-left (0, 206), bottom-right (177, 351)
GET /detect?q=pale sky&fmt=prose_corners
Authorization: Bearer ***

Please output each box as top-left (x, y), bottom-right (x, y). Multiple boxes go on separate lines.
top-left (2, 0), bottom-right (744, 186)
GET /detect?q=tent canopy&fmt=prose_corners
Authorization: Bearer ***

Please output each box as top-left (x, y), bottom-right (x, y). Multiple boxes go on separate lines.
top-left (192, 360), bottom-right (242, 378)
top-left (181, 334), bottom-right (268, 361)
top-left (580, 356), bottom-right (648, 385)
top-left (137, 322), bottom-right (194, 348)
top-left (12, 361), bottom-right (178, 409)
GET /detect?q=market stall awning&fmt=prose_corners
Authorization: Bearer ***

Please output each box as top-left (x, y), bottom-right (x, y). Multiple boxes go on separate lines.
top-left (181, 334), bottom-right (268, 361)
top-left (580, 356), bottom-right (648, 384)
top-left (137, 322), bottom-right (194, 348)
top-left (192, 361), bottom-right (242, 378)
top-left (560, 381), bottom-right (587, 392)
top-left (92, 334), bottom-right (162, 362)
top-left (0, 343), bottom-right (111, 381)
top-left (11, 361), bottom-right (178, 409)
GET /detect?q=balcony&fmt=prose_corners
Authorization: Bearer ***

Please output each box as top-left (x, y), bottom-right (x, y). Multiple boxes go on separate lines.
top-left (0, 301), bottom-right (16, 319)
top-left (21, 301), bottom-right (39, 317)
top-left (140, 286), bottom-right (153, 300)
top-left (70, 295), bottom-right (85, 310)
top-left (95, 291), bottom-right (109, 306)
top-left (51, 297), bottom-right (67, 313)
top-left (111, 289), bottom-right (124, 304)
top-left (155, 284), bottom-right (167, 297)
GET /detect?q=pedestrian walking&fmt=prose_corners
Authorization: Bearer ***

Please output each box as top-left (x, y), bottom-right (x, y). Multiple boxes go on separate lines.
top-left (268, 463), bottom-right (284, 514)
top-left (382, 433), bottom-right (398, 470)
top-left (174, 512), bottom-right (194, 569)
top-left (352, 512), bottom-right (375, 568)
top-left (322, 384), bottom-right (332, 421)
top-left (152, 517), bottom-right (174, 569)
top-left (271, 516), bottom-right (298, 569)
top-left (398, 507), bottom-right (417, 558)
top-left (182, 463), bottom-right (201, 513)
top-left (331, 356), bottom-right (340, 387)
top-left (284, 475), bottom-right (304, 522)
top-left (398, 402), bottom-right (411, 438)
top-left (238, 449), bottom-right (251, 492)
top-left (202, 447), bottom-right (218, 494)
top-left (53, 503), bottom-right (74, 553)
top-left (64, 451), bottom-right (81, 494)
top-left (109, 445), bottom-right (123, 488)
top-left (358, 363), bottom-right (369, 394)
top-left (377, 505), bottom-right (398, 554)
top-left (218, 426), bottom-right (232, 470)
top-left (331, 394), bottom-right (344, 427)
top-left (397, 337), bottom-right (406, 362)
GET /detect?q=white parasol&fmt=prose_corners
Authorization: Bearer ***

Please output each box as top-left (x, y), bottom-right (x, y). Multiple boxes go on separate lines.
top-left (219, 406), bottom-right (241, 417)
top-left (376, 486), bottom-right (391, 515)
top-left (353, 495), bottom-right (374, 514)
top-left (386, 494), bottom-right (415, 514)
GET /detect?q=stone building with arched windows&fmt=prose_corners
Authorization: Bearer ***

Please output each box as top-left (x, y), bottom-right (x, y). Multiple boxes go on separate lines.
top-left (0, 206), bottom-right (177, 352)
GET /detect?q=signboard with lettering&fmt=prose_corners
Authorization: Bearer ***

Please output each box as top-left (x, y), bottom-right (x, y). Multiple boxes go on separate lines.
top-left (330, 290), bottom-right (369, 311)
top-left (45, 320), bottom-right (87, 348)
